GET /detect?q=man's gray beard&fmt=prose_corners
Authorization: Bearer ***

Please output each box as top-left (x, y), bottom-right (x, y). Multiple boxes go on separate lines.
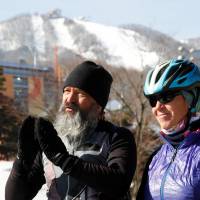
top-left (53, 103), bottom-right (99, 152)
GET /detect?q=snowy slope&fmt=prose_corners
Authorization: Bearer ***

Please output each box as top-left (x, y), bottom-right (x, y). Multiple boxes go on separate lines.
top-left (73, 19), bottom-right (159, 69)
top-left (0, 11), bottom-right (183, 70)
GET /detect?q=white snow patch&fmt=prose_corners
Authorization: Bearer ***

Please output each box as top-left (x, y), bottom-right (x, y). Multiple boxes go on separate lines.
top-left (0, 25), bottom-right (21, 50)
top-left (31, 15), bottom-right (46, 54)
top-left (51, 18), bottom-right (76, 50)
top-left (0, 161), bottom-right (47, 200)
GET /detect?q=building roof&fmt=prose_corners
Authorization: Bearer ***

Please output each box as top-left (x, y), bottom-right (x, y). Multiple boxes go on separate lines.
top-left (0, 61), bottom-right (51, 72)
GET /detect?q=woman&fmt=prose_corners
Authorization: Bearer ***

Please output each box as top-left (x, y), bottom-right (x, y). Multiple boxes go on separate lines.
top-left (137, 59), bottom-right (200, 200)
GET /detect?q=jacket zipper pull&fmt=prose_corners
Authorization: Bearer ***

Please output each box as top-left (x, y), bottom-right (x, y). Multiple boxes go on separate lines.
top-left (172, 148), bottom-right (178, 162)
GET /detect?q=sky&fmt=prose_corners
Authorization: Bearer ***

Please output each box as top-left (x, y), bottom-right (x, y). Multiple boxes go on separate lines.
top-left (0, 0), bottom-right (200, 40)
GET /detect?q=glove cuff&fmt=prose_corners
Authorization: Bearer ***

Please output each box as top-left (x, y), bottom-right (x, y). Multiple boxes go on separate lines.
top-left (61, 155), bottom-right (80, 174)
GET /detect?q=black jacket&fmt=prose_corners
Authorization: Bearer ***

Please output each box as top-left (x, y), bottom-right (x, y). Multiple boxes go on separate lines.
top-left (5, 120), bottom-right (136, 200)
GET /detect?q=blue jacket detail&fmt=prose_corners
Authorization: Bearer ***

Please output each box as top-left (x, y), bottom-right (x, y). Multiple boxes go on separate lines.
top-left (137, 119), bottom-right (200, 200)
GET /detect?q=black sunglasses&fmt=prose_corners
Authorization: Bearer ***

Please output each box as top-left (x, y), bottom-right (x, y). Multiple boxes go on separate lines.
top-left (147, 92), bottom-right (180, 107)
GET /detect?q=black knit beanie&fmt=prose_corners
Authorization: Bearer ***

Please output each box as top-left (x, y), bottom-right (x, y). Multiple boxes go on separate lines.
top-left (63, 61), bottom-right (113, 108)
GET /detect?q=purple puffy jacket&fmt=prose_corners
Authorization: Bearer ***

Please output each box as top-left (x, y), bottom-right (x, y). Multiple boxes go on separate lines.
top-left (137, 119), bottom-right (200, 200)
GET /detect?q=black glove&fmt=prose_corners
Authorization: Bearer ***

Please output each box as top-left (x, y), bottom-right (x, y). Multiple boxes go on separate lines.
top-left (17, 116), bottom-right (40, 169)
top-left (36, 117), bottom-right (77, 173)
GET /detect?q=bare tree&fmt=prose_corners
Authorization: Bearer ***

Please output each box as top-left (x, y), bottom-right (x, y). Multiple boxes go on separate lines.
top-left (104, 64), bottom-right (161, 199)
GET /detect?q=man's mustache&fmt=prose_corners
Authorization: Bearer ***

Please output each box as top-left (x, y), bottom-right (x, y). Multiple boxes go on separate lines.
top-left (63, 103), bottom-right (79, 112)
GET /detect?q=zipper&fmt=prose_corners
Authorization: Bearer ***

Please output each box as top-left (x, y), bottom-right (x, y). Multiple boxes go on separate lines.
top-left (160, 148), bottom-right (178, 200)
top-left (66, 150), bottom-right (75, 200)
top-left (65, 149), bottom-right (86, 200)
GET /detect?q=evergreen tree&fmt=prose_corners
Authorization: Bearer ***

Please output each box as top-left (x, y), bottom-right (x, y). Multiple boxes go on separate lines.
top-left (0, 66), bottom-right (24, 160)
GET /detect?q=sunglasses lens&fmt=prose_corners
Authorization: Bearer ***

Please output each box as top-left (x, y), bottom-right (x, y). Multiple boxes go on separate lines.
top-left (159, 93), bottom-right (179, 104)
top-left (148, 92), bottom-right (180, 107)
top-left (149, 96), bottom-right (157, 107)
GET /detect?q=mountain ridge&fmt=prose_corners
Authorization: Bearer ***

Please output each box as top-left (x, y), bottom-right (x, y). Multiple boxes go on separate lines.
top-left (0, 11), bottom-right (193, 70)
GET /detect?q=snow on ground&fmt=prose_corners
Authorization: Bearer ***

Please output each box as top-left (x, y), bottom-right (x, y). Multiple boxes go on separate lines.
top-left (0, 161), bottom-right (47, 200)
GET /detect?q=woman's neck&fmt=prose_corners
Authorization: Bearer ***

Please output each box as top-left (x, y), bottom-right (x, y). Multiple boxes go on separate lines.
top-left (160, 114), bottom-right (190, 146)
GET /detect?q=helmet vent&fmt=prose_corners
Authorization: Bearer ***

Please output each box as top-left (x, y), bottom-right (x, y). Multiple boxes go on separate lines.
top-left (155, 67), bottom-right (166, 83)
top-left (177, 77), bottom-right (187, 84)
top-left (165, 66), bottom-right (177, 80)
top-left (179, 65), bottom-right (193, 77)
top-left (149, 71), bottom-right (153, 84)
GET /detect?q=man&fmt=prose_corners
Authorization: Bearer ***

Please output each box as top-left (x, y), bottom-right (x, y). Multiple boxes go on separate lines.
top-left (6, 61), bottom-right (136, 200)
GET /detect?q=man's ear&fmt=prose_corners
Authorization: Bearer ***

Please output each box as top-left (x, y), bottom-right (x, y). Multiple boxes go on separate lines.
top-left (98, 106), bottom-right (105, 120)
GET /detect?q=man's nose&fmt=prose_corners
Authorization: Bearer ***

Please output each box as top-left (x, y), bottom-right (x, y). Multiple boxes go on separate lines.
top-left (65, 91), bottom-right (77, 103)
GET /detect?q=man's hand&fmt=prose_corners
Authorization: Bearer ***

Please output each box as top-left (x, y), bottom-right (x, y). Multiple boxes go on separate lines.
top-left (35, 117), bottom-right (69, 167)
top-left (17, 116), bottom-right (40, 168)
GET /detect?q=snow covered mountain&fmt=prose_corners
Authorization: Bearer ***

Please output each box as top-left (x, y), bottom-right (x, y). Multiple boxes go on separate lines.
top-left (0, 10), bottom-right (186, 70)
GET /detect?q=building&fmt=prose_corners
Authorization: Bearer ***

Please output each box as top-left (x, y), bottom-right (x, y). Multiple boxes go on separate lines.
top-left (0, 62), bottom-right (54, 115)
